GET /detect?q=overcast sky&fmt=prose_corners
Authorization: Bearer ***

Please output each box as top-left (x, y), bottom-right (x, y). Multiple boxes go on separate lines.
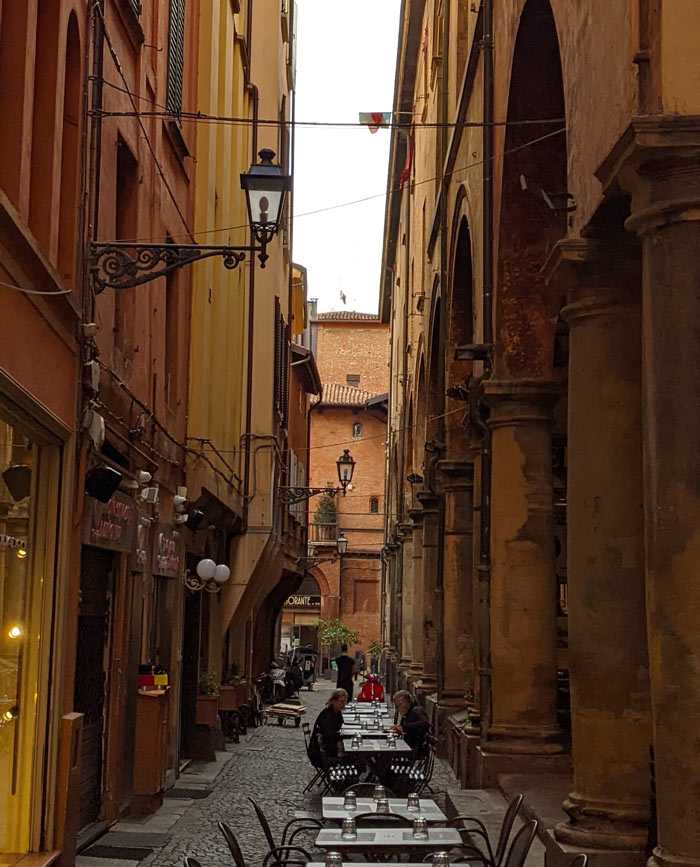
top-left (292, 0), bottom-right (401, 315)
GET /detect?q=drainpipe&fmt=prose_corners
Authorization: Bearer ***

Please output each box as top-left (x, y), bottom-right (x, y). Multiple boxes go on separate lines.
top-left (478, 0), bottom-right (495, 739)
top-left (435, 0), bottom-right (451, 704)
top-left (86, 0), bottom-right (105, 324)
top-left (242, 0), bottom-right (259, 523)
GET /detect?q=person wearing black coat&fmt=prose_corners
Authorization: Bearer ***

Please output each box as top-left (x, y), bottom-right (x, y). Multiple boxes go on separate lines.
top-left (391, 689), bottom-right (430, 753)
top-left (312, 688), bottom-right (348, 760)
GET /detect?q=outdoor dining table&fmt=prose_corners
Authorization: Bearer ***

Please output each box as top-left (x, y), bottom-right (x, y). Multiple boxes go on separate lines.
top-left (340, 726), bottom-right (391, 738)
top-left (322, 796), bottom-right (447, 822)
top-left (344, 737), bottom-right (412, 754)
top-left (315, 826), bottom-right (464, 855)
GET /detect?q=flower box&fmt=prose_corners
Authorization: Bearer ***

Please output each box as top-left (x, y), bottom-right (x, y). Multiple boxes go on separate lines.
top-left (195, 694), bottom-right (219, 726)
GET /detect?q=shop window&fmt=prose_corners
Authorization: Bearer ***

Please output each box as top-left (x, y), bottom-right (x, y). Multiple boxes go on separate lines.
top-left (352, 422), bottom-right (362, 438)
top-left (0, 416), bottom-right (58, 852)
top-left (370, 497), bottom-right (379, 514)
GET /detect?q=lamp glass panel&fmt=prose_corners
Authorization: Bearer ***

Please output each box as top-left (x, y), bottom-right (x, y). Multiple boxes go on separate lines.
top-left (247, 188), bottom-right (284, 226)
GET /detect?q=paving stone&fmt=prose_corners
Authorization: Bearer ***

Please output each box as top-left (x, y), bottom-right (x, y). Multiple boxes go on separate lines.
top-left (77, 857), bottom-right (141, 867)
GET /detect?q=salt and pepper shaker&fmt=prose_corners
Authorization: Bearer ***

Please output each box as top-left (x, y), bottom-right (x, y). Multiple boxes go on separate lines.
top-left (351, 734), bottom-right (361, 750)
top-left (387, 733), bottom-right (397, 748)
top-left (412, 817), bottom-right (429, 839)
top-left (407, 792), bottom-right (420, 810)
top-left (344, 790), bottom-right (357, 810)
top-left (431, 852), bottom-right (450, 866)
top-left (376, 797), bottom-right (390, 814)
top-left (361, 719), bottom-right (368, 729)
top-left (373, 784), bottom-right (386, 800)
top-left (341, 817), bottom-right (357, 840)
top-left (325, 853), bottom-right (343, 867)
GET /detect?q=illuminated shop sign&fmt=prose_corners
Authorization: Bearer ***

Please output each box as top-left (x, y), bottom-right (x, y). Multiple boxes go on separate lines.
top-left (83, 491), bottom-right (135, 552)
top-left (285, 594), bottom-right (321, 608)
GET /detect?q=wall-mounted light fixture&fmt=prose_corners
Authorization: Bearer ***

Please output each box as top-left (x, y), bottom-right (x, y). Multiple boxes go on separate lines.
top-left (184, 557), bottom-right (232, 594)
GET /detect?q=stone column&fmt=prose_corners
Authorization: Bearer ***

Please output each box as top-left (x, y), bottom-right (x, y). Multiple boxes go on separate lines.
top-left (417, 490), bottom-right (441, 693)
top-left (483, 380), bottom-right (562, 755)
top-left (408, 507), bottom-right (424, 681)
top-left (398, 523), bottom-right (414, 680)
top-left (437, 460), bottom-right (476, 705)
top-left (546, 238), bottom-right (651, 860)
top-left (601, 119), bottom-right (700, 867)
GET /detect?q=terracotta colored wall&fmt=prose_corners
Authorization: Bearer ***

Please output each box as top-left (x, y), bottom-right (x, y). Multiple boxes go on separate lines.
top-left (314, 322), bottom-right (389, 393)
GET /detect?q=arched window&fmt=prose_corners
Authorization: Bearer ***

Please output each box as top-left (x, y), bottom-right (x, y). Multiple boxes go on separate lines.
top-left (352, 422), bottom-right (362, 438)
top-left (369, 497), bottom-right (379, 514)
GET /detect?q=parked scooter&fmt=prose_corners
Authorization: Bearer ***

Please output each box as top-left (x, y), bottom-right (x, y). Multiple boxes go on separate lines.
top-left (255, 659), bottom-right (286, 704)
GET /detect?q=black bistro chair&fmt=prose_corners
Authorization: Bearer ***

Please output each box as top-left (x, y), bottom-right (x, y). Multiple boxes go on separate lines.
top-left (249, 796), bottom-right (322, 849)
top-left (448, 793), bottom-right (524, 867)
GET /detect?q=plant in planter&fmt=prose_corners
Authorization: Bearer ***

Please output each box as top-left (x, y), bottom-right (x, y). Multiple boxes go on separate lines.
top-left (220, 663), bottom-right (248, 709)
top-left (196, 670), bottom-right (220, 725)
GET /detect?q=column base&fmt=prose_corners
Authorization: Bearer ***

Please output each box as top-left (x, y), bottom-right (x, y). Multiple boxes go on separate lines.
top-left (486, 722), bottom-right (564, 755)
top-left (543, 829), bottom-right (646, 867)
top-left (647, 848), bottom-right (700, 867)
top-left (475, 744), bottom-right (571, 787)
top-left (554, 792), bottom-right (649, 852)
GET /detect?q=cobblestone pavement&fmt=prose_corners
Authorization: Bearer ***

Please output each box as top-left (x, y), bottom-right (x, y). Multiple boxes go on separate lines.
top-left (77, 679), bottom-right (543, 867)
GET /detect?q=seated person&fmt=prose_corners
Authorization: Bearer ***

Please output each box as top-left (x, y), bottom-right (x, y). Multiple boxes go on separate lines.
top-left (311, 687), bottom-right (347, 761)
top-left (390, 689), bottom-right (430, 752)
top-left (357, 673), bottom-right (385, 702)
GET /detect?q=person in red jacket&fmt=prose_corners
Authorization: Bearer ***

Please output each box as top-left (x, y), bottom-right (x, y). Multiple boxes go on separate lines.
top-left (357, 673), bottom-right (385, 702)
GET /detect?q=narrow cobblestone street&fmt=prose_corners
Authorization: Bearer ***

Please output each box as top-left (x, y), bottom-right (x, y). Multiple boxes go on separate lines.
top-left (76, 680), bottom-right (544, 867)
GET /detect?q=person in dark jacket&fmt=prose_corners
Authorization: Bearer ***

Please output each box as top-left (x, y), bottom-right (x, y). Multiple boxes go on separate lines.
top-left (312, 687), bottom-right (347, 760)
top-left (391, 689), bottom-right (430, 753)
top-left (335, 643), bottom-right (356, 700)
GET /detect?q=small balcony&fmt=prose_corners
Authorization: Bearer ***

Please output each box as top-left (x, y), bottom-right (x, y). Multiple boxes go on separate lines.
top-left (308, 521), bottom-right (338, 546)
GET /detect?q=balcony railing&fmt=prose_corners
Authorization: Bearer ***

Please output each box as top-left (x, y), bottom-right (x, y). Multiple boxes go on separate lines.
top-left (308, 522), bottom-right (338, 545)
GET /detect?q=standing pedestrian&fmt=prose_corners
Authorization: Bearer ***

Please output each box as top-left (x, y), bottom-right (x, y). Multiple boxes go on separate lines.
top-left (335, 643), bottom-right (356, 700)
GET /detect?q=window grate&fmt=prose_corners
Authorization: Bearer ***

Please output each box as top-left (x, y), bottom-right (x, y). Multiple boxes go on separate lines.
top-left (166, 0), bottom-right (186, 116)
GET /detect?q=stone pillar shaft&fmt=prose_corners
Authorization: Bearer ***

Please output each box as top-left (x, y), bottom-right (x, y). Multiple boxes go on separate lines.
top-left (609, 126), bottom-right (700, 867)
top-left (438, 460), bottom-right (475, 703)
top-left (408, 508), bottom-right (424, 678)
top-left (417, 491), bottom-right (440, 691)
top-left (548, 239), bottom-right (651, 857)
top-left (484, 380), bottom-right (561, 754)
top-left (399, 526), bottom-right (414, 671)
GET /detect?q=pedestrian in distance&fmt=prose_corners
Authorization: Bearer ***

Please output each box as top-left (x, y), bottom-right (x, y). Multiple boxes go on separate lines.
top-left (335, 643), bottom-right (356, 700)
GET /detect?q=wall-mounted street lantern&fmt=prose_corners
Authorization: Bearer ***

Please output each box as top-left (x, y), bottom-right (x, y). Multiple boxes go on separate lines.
top-left (278, 449), bottom-right (356, 506)
top-left (298, 532), bottom-right (348, 570)
top-left (90, 149), bottom-right (291, 292)
top-left (184, 557), bottom-right (231, 594)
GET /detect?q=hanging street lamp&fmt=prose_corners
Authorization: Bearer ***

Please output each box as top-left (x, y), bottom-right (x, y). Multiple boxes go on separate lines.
top-left (89, 149), bottom-right (291, 292)
top-left (277, 449), bottom-right (357, 506)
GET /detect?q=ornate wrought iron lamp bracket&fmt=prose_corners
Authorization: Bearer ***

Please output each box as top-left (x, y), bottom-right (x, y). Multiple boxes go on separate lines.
top-left (277, 485), bottom-right (343, 506)
top-left (89, 241), bottom-right (266, 293)
top-left (297, 554), bottom-right (339, 570)
top-left (183, 570), bottom-right (222, 594)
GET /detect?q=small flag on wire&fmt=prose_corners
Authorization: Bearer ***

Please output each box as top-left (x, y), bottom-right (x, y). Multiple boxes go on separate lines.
top-left (359, 112), bottom-right (392, 133)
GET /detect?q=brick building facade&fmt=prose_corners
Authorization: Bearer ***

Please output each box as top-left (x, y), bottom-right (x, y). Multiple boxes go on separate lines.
top-left (305, 312), bottom-right (389, 666)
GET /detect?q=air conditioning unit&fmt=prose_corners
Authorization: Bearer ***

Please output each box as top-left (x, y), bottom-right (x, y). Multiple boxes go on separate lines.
top-left (140, 486), bottom-right (159, 504)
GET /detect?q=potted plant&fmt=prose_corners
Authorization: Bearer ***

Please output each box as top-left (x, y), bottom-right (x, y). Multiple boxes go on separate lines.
top-left (195, 670), bottom-right (220, 726)
top-left (219, 663), bottom-right (246, 710)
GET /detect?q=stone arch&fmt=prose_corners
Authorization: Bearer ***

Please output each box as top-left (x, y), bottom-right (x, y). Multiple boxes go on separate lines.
top-left (496, 0), bottom-right (568, 380)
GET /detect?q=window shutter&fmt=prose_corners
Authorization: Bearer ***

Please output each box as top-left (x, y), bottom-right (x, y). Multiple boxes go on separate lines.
top-left (166, 0), bottom-right (186, 116)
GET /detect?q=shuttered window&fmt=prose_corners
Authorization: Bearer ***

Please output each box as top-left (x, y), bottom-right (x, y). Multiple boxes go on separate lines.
top-left (166, 0), bottom-right (186, 116)
top-left (274, 299), bottom-right (290, 430)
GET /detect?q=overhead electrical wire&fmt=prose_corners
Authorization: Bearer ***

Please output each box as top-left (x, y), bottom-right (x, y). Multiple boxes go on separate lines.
top-left (112, 125), bottom-right (567, 244)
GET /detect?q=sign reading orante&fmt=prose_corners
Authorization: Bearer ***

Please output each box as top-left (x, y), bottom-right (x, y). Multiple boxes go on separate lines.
top-left (285, 594), bottom-right (321, 608)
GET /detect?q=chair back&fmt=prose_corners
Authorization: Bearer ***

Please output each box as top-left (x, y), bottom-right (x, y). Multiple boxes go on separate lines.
top-left (567, 857), bottom-right (587, 867)
top-left (353, 811), bottom-right (413, 827)
top-left (302, 721), bottom-right (311, 749)
top-left (249, 796), bottom-right (278, 851)
top-left (342, 782), bottom-right (396, 797)
top-left (494, 794), bottom-right (524, 865)
top-left (218, 822), bottom-right (248, 867)
top-left (502, 820), bottom-right (538, 867)
top-left (262, 846), bottom-right (311, 867)
top-left (184, 859), bottom-right (205, 867)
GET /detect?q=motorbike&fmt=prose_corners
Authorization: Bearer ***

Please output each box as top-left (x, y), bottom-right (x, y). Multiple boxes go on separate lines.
top-left (255, 662), bottom-right (286, 704)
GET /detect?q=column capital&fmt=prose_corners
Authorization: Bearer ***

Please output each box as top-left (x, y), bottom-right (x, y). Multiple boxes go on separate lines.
top-left (596, 115), bottom-right (700, 235)
top-left (483, 379), bottom-right (561, 428)
top-left (543, 237), bottom-right (641, 322)
top-left (436, 459), bottom-right (475, 492)
top-left (407, 506), bottom-right (424, 526)
top-left (416, 489), bottom-right (441, 513)
top-left (396, 521), bottom-right (413, 541)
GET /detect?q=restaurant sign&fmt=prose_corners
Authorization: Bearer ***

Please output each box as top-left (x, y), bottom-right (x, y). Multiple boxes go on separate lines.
top-left (83, 491), bottom-right (135, 552)
top-left (131, 509), bottom-right (151, 573)
top-left (153, 522), bottom-right (182, 578)
top-left (285, 594), bottom-right (321, 608)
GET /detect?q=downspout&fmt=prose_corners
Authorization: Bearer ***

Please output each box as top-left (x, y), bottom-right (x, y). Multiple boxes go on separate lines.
top-left (86, 0), bottom-right (105, 324)
top-left (435, 0), bottom-right (451, 704)
top-left (478, 0), bottom-right (494, 739)
top-left (242, 0), bottom-right (258, 523)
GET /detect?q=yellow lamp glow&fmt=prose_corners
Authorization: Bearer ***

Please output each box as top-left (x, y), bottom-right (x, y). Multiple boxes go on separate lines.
top-left (8, 625), bottom-right (22, 639)
top-left (16, 548), bottom-right (27, 559)
top-left (3, 706), bottom-right (18, 721)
